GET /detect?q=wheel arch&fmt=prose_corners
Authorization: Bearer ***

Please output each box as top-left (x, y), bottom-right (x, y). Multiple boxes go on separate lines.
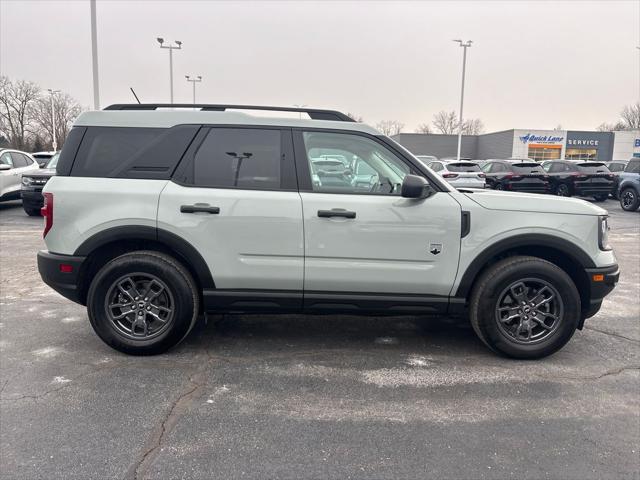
top-left (455, 234), bottom-right (594, 315)
top-left (74, 226), bottom-right (214, 305)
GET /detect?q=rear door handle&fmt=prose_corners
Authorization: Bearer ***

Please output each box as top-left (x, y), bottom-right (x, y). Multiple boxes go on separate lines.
top-left (180, 204), bottom-right (220, 214)
top-left (317, 208), bottom-right (356, 219)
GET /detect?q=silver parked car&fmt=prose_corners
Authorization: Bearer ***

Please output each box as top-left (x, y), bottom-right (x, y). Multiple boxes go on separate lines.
top-left (0, 148), bottom-right (40, 202)
top-left (424, 159), bottom-right (486, 189)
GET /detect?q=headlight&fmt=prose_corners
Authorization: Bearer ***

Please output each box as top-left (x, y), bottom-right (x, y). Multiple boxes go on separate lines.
top-left (21, 177), bottom-right (33, 186)
top-left (598, 215), bottom-right (611, 251)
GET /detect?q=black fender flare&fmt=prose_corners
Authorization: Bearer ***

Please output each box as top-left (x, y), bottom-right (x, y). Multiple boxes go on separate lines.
top-left (454, 233), bottom-right (595, 298)
top-left (74, 225), bottom-right (215, 288)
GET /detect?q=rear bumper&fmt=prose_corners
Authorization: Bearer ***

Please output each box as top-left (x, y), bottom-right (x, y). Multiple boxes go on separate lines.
top-left (37, 250), bottom-right (86, 305)
top-left (582, 264), bottom-right (620, 320)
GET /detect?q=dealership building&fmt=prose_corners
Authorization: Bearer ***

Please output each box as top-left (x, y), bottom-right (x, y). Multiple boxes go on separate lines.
top-left (392, 129), bottom-right (640, 162)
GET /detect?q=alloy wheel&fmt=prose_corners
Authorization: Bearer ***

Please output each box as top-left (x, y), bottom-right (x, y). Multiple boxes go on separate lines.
top-left (104, 273), bottom-right (175, 340)
top-left (556, 184), bottom-right (569, 196)
top-left (495, 278), bottom-right (563, 344)
top-left (622, 190), bottom-right (636, 209)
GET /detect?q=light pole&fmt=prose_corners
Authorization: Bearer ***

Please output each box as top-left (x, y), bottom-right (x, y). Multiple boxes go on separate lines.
top-left (157, 37), bottom-right (182, 103)
top-left (47, 89), bottom-right (60, 151)
top-left (90, 0), bottom-right (100, 110)
top-left (294, 104), bottom-right (307, 119)
top-left (185, 75), bottom-right (203, 105)
top-left (636, 46), bottom-right (640, 101)
top-left (453, 39), bottom-right (472, 162)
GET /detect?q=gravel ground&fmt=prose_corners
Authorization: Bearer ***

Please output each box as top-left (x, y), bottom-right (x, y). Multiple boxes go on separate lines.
top-left (0, 198), bottom-right (638, 480)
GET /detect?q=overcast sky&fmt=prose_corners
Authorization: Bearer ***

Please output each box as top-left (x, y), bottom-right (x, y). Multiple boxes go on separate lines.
top-left (1, 0), bottom-right (638, 132)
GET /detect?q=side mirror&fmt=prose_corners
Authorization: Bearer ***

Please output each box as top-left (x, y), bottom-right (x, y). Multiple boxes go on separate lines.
top-left (401, 174), bottom-right (434, 199)
top-left (0, 164), bottom-right (11, 171)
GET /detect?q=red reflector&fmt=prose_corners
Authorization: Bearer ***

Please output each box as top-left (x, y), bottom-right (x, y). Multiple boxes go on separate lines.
top-left (59, 264), bottom-right (73, 273)
top-left (42, 192), bottom-right (53, 238)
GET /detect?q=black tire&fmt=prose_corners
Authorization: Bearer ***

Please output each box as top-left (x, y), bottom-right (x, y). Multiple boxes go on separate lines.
top-left (23, 207), bottom-right (41, 216)
top-left (469, 256), bottom-right (581, 359)
top-left (494, 183), bottom-right (504, 191)
top-left (555, 183), bottom-right (571, 197)
top-left (87, 251), bottom-right (199, 355)
top-left (593, 195), bottom-right (608, 202)
top-left (620, 188), bottom-right (640, 211)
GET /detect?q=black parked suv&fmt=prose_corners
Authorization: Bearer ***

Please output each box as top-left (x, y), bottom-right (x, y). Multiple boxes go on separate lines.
top-left (481, 160), bottom-right (550, 193)
top-left (21, 152), bottom-right (59, 216)
top-left (541, 161), bottom-right (614, 201)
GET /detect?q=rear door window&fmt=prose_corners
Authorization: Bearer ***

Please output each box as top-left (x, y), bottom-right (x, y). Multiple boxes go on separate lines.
top-left (189, 128), bottom-right (285, 190)
top-left (11, 153), bottom-right (29, 168)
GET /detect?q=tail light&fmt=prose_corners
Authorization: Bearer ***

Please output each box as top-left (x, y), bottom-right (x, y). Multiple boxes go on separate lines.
top-left (571, 173), bottom-right (588, 180)
top-left (41, 192), bottom-right (53, 238)
top-left (478, 173), bottom-right (486, 178)
top-left (504, 174), bottom-right (523, 180)
top-left (442, 173), bottom-right (459, 178)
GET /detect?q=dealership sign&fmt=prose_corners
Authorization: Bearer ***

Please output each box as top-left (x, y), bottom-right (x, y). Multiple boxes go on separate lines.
top-left (519, 133), bottom-right (564, 144)
top-left (567, 139), bottom-right (599, 147)
top-left (635, 139), bottom-right (640, 148)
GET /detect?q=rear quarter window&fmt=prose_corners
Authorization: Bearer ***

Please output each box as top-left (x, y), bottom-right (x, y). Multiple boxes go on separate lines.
top-left (71, 127), bottom-right (164, 177)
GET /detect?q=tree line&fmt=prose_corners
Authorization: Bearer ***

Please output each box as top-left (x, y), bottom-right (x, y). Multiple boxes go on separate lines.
top-left (351, 102), bottom-right (640, 137)
top-left (0, 76), bottom-right (83, 152)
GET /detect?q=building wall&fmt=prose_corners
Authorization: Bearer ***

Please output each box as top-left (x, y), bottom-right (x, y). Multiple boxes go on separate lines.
top-left (476, 130), bottom-right (514, 159)
top-left (391, 133), bottom-right (477, 159)
top-left (565, 131), bottom-right (613, 161)
top-left (612, 130), bottom-right (640, 159)
top-left (511, 129), bottom-right (566, 160)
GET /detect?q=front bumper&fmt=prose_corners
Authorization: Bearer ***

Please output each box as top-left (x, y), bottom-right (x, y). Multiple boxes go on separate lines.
top-left (37, 250), bottom-right (87, 305)
top-left (21, 188), bottom-right (44, 209)
top-left (582, 264), bottom-right (620, 320)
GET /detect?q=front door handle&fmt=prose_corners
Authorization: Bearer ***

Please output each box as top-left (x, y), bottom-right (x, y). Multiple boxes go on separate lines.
top-left (180, 204), bottom-right (220, 214)
top-left (317, 208), bottom-right (356, 219)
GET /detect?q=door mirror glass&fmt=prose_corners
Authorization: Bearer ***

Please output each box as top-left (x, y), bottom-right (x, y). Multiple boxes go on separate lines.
top-left (401, 174), bottom-right (433, 199)
top-left (0, 164), bottom-right (11, 171)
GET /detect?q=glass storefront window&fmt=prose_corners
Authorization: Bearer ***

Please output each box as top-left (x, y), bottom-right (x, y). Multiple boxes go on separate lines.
top-left (565, 148), bottom-right (597, 161)
top-left (527, 146), bottom-right (562, 162)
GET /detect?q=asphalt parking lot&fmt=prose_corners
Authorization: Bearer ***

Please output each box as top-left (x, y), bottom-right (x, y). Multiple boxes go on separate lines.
top-left (0, 198), bottom-right (638, 480)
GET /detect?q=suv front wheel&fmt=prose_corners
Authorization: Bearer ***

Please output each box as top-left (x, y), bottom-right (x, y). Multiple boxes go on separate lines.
top-left (469, 256), bottom-right (580, 359)
top-left (620, 187), bottom-right (640, 211)
top-left (87, 251), bottom-right (199, 355)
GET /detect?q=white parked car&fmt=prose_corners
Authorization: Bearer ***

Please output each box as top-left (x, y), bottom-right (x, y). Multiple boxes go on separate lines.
top-left (0, 148), bottom-right (40, 202)
top-left (424, 159), bottom-right (486, 189)
top-left (37, 104), bottom-right (618, 359)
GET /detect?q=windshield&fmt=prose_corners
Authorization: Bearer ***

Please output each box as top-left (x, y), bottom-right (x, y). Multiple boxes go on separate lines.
top-left (46, 152), bottom-right (60, 169)
top-left (446, 162), bottom-right (481, 172)
top-left (512, 163), bottom-right (545, 173)
top-left (577, 163), bottom-right (610, 173)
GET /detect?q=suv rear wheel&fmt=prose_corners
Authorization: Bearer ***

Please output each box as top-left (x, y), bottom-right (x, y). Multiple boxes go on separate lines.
top-left (469, 256), bottom-right (580, 359)
top-left (87, 251), bottom-right (199, 355)
top-left (620, 188), bottom-right (640, 211)
top-left (555, 183), bottom-right (571, 197)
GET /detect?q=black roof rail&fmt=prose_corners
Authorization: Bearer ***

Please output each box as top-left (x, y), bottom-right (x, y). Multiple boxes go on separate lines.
top-left (103, 104), bottom-right (355, 122)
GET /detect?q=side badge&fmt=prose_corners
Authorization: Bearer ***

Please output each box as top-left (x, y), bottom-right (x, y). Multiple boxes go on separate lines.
top-left (430, 243), bottom-right (442, 255)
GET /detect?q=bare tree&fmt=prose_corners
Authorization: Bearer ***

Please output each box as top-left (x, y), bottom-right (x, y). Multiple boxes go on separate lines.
top-left (462, 118), bottom-right (484, 135)
top-left (432, 110), bottom-right (459, 134)
top-left (596, 122), bottom-right (622, 132)
top-left (415, 123), bottom-right (432, 134)
top-left (346, 112), bottom-right (364, 123)
top-left (375, 120), bottom-right (404, 136)
top-left (553, 124), bottom-right (563, 131)
top-left (621, 102), bottom-right (640, 129)
top-left (0, 76), bottom-right (40, 150)
top-left (30, 92), bottom-right (83, 150)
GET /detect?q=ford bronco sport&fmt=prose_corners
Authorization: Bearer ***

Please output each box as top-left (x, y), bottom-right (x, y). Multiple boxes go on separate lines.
top-left (37, 104), bottom-right (619, 358)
